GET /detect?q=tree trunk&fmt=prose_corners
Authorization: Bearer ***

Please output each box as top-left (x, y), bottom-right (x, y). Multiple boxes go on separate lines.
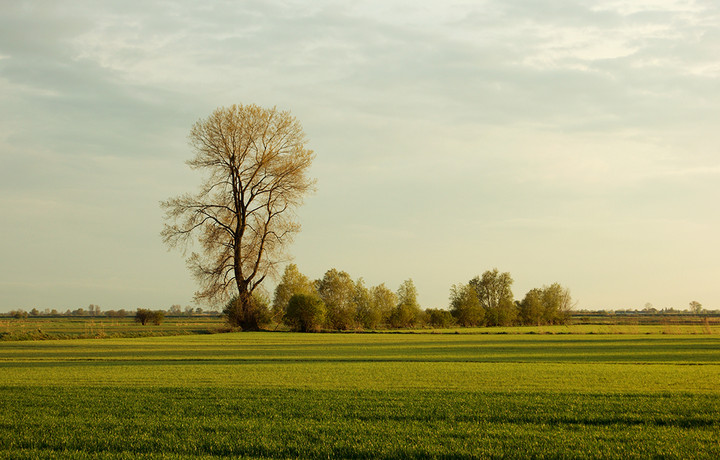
top-left (236, 284), bottom-right (260, 331)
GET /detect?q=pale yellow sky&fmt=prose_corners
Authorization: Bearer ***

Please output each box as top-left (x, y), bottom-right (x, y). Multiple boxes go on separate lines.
top-left (1, 0), bottom-right (718, 311)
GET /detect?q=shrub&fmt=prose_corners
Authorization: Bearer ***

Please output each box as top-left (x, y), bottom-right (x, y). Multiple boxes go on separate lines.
top-left (223, 294), bottom-right (272, 330)
top-left (425, 309), bottom-right (455, 328)
top-left (450, 283), bottom-right (485, 326)
top-left (284, 294), bottom-right (326, 332)
top-left (135, 309), bottom-right (165, 326)
top-left (389, 303), bottom-right (422, 328)
top-left (10, 310), bottom-right (28, 320)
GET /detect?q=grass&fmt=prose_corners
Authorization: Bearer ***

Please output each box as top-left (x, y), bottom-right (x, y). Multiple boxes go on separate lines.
top-left (2, 387), bottom-right (718, 459)
top-left (1, 332), bottom-right (719, 458)
top-left (3, 316), bottom-right (719, 341)
top-left (0, 316), bottom-right (226, 340)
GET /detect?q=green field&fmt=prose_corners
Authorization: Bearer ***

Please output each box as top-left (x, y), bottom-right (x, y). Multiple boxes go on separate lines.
top-left (1, 332), bottom-right (719, 458)
top-left (3, 315), bottom-right (719, 341)
top-left (0, 316), bottom-right (226, 340)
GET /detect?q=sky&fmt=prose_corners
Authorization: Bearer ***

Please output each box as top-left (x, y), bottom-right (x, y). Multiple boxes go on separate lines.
top-left (1, 0), bottom-right (719, 312)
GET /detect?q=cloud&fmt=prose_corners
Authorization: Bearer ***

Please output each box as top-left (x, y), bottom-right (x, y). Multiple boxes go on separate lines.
top-left (1, 0), bottom-right (719, 310)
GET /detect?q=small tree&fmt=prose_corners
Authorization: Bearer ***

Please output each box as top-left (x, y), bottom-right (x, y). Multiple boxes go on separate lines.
top-left (470, 269), bottom-right (516, 326)
top-left (224, 293), bottom-right (271, 329)
top-left (284, 294), bottom-right (326, 332)
top-left (449, 283), bottom-right (484, 326)
top-left (316, 269), bottom-right (356, 330)
top-left (541, 283), bottom-right (573, 325)
top-left (371, 283), bottom-right (397, 327)
top-left (689, 301), bottom-right (703, 314)
top-left (11, 310), bottom-right (28, 319)
top-left (150, 310), bottom-right (165, 325)
top-left (518, 284), bottom-right (573, 326)
top-left (354, 279), bottom-right (381, 330)
top-left (135, 309), bottom-right (149, 325)
top-left (426, 308), bottom-right (454, 328)
top-left (518, 288), bottom-right (544, 326)
top-left (272, 264), bottom-right (315, 323)
top-left (390, 279), bottom-right (422, 328)
top-left (135, 309), bottom-right (165, 326)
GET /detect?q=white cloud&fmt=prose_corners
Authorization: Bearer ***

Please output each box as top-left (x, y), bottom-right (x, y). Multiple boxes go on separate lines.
top-left (1, 0), bottom-right (719, 310)
top-left (592, 0), bottom-right (705, 16)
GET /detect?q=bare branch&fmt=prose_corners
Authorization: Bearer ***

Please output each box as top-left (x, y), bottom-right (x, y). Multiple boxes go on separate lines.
top-left (161, 104), bottom-right (315, 329)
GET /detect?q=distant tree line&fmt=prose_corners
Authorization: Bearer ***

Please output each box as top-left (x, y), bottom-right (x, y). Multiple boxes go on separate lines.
top-left (5, 277), bottom-right (712, 332)
top-left (577, 301), bottom-right (718, 317)
top-left (4, 305), bottom-right (215, 320)
top-left (449, 269), bottom-right (573, 327)
top-left (224, 265), bottom-right (576, 332)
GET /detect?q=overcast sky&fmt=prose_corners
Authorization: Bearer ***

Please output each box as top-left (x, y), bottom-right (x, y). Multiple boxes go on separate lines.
top-left (1, 0), bottom-right (719, 312)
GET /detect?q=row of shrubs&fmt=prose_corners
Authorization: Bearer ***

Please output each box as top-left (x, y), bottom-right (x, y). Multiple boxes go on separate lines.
top-left (223, 265), bottom-right (573, 332)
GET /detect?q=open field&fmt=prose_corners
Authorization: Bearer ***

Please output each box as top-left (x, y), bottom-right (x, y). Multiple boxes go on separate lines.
top-left (2, 315), bottom-right (720, 341)
top-left (1, 332), bottom-right (719, 458)
top-left (0, 316), bottom-right (226, 340)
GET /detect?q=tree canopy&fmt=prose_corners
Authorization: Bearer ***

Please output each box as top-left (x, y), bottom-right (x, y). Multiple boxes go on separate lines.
top-left (469, 269), bottom-right (516, 326)
top-left (272, 264), bottom-right (314, 322)
top-left (161, 104), bottom-right (315, 330)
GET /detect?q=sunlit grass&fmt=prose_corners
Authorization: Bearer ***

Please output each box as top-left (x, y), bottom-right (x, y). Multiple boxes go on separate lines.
top-left (0, 316), bottom-right (225, 340)
top-left (3, 317), bottom-right (719, 341)
top-left (1, 387), bottom-right (718, 459)
top-left (1, 332), bottom-right (719, 458)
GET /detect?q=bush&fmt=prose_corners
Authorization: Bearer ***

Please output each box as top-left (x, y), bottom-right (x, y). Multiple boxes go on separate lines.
top-left (284, 294), bottom-right (326, 332)
top-left (389, 303), bottom-right (422, 328)
top-left (10, 310), bottom-right (28, 320)
top-left (135, 309), bottom-right (165, 326)
top-left (425, 309), bottom-right (455, 328)
top-left (223, 293), bottom-right (272, 330)
top-left (449, 283), bottom-right (485, 326)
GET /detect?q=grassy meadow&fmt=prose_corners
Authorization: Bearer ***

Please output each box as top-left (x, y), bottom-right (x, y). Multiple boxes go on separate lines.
top-left (0, 316), bottom-right (226, 340)
top-left (1, 331), bottom-right (719, 458)
top-left (2, 314), bottom-right (719, 341)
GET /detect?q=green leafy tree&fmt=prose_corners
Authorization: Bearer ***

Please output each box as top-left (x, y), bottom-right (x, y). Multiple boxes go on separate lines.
top-left (354, 279), bottom-right (381, 330)
top-left (284, 294), bottom-right (326, 332)
top-left (689, 301), bottom-right (703, 315)
top-left (449, 283), bottom-right (484, 326)
top-left (316, 269), bottom-right (357, 330)
top-left (470, 269), bottom-right (516, 326)
top-left (11, 310), bottom-right (28, 319)
top-left (371, 283), bottom-right (397, 327)
top-left (272, 264), bottom-right (315, 322)
top-left (224, 293), bottom-right (271, 329)
top-left (390, 279), bottom-right (422, 328)
top-left (541, 283), bottom-right (573, 325)
top-left (425, 308), bottom-right (454, 328)
top-left (518, 288), bottom-right (544, 326)
top-left (135, 309), bottom-right (165, 326)
top-left (518, 284), bottom-right (573, 326)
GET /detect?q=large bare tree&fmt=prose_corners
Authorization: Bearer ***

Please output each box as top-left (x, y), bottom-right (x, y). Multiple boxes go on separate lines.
top-left (161, 104), bottom-right (315, 330)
